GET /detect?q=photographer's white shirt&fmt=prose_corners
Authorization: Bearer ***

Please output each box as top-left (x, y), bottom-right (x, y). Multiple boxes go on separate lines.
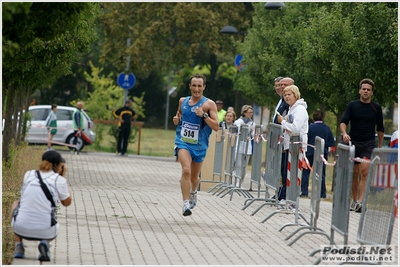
top-left (13, 170), bottom-right (70, 231)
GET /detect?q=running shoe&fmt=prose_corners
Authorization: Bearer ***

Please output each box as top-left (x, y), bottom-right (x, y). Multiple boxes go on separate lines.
top-left (355, 203), bottom-right (366, 213)
top-left (189, 191), bottom-right (197, 209)
top-left (182, 202), bottom-right (192, 216)
top-left (13, 243), bottom-right (24, 258)
top-left (38, 241), bottom-right (51, 261)
top-left (277, 199), bottom-right (286, 210)
top-left (350, 200), bottom-right (358, 211)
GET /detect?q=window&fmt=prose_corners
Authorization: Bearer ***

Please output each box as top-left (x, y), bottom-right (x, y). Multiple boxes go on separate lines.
top-left (29, 109), bottom-right (49, 121)
top-left (57, 109), bottom-right (72, 121)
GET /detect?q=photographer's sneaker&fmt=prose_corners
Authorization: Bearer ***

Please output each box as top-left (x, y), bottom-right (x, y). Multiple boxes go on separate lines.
top-left (189, 191), bottom-right (197, 209)
top-left (38, 240), bottom-right (50, 261)
top-left (13, 243), bottom-right (25, 258)
top-left (182, 201), bottom-right (192, 216)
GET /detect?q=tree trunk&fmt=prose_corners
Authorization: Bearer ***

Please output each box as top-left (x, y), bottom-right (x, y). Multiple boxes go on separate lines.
top-left (2, 84), bottom-right (16, 162)
top-left (209, 53), bottom-right (217, 101)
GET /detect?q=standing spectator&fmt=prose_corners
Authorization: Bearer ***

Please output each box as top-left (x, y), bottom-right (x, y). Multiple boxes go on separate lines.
top-left (173, 74), bottom-right (219, 216)
top-left (300, 110), bottom-right (335, 198)
top-left (113, 99), bottom-right (136, 156)
top-left (277, 85), bottom-right (308, 208)
top-left (234, 105), bottom-right (256, 187)
top-left (273, 77), bottom-right (293, 201)
top-left (227, 106), bottom-right (235, 112)
top-left (215, 100), bottom-right (226, 123)
top-left (340, 78), bottom-right (384, 213)
top-left (272, 77), bottom-right (290, 124)
top-left (45, 104), bottom-right (58, 151)
top-left (11, 150), bottom-right (72, 261)
top-left (219, 110), bottom-right (236, 130)
top-left (72, 102), bottom-right (85, 154)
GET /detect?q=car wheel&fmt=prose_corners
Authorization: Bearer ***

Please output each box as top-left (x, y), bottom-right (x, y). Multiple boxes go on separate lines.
top-left (66, 134), bottom-right (85, 151)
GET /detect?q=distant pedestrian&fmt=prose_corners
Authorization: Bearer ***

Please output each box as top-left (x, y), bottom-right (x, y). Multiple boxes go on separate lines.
top-left (45, 104), bottom-right (58, 151)
top-left (340, 78), bottom-right (384, 213)
top-left (11, 150), bottom-right (72, 261)
top-left (227, 106), bottom-right (235, 112)
top-left (300, 110), bottom-right (335, 198)
top-left (113, 99), bottom-right (136, 156)
top-left (216, 100), bottom-right (226, 123)
top-left (72, 102), bottom-right (85, 154)
top-left (173, 74), bottom-right (219, 216)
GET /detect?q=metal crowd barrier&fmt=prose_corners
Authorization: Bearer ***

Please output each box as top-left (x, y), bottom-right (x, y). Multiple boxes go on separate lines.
top-left (220, 124), bottom-right (254, 200)
top-left (245, 125), bottom-right (264, 197)
top-left (201, 127), bottom-right (225, 188)
top-left (262, 133), bottom-right (308, 224)
top-left (310, 142), bottom-right (355, 264)
top-left (343, 147), bottom-right (398, 264)
top-left (284, 136), bottom-right (330, 246)
top-left (208, 126), bottom-right (238, 195)
top-left (243, 123), bottom-right (284, 213)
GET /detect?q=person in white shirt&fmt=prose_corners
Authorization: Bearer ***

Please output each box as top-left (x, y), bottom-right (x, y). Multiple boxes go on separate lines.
top-left (45, 104), bottom-right (58, 151)
top-left (11, 150), bottom-right (72, 261)
top-left (234, 105), bottom-right (256, 187)
top-left (276, 85), bottom-right (308, 207)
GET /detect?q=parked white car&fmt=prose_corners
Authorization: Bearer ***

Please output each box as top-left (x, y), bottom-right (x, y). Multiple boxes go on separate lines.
top-left (26, 105), bottom-right (96, 151)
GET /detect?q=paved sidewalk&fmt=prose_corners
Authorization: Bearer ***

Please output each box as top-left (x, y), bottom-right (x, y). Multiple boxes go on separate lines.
top-left (12, 151), bottom-right (398, 265)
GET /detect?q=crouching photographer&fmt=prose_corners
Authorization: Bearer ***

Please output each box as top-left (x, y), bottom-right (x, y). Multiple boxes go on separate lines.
top-left (11, 150), bottom-right (72, 261)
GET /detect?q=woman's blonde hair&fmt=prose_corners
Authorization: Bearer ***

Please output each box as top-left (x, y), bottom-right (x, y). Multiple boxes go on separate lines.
top-left (225, 110), bottom-right (237, 121)
top-left (283, 85), bottom-right (301, 100)
top-left (240, 105), bottom-right (253, 116)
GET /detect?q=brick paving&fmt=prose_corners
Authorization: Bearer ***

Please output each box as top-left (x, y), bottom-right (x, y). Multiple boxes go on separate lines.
top-left (12, 151), bottom-right (398, 265)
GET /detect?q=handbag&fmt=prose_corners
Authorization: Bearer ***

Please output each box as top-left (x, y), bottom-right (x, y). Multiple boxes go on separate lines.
top-left (36, 170), bottom-right (57, 226)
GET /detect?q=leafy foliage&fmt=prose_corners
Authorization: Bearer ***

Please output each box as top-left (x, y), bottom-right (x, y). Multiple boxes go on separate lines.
top-left (237, 2), bottom-right (398, 137)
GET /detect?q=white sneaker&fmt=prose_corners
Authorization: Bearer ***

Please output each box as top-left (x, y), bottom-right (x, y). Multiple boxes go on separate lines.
top-left (182, 202), bottom-right (192, 216)
top-left (189, 191), bottom-right (197, 209)
top-left (350, 200), bottom-right (358, 211)
top-left (277, 199), bottom-right (286, 210)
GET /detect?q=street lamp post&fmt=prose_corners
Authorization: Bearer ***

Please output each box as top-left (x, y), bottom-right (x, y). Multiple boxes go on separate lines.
top-left (264, 2), bottom-right (285, 10)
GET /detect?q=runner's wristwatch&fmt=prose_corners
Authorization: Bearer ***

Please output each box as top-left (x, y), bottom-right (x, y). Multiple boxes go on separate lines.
top-left (203, 112), bottom-right (209, 119)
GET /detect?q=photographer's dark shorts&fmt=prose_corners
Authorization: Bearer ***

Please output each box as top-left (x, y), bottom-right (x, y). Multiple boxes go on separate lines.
top-left (352, 139), bottom-right (377, 164)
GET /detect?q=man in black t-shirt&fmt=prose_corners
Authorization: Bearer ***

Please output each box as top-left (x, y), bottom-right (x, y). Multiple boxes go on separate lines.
top-left (340, 78), bottom-right (384, 213)
top-left (113, 100), bottom-right (136, 156)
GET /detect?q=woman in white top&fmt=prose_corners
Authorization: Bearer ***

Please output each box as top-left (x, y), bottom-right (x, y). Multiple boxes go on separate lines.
top-left (234, 105), bottom-right (256, 154)
top-left (219, 110), bottom-right (237, 130)
top-left (11, 151), bottom-right (72, 261)
top-left (277, 85), bottom-right (309, 152)
top-left (233, 105), bottom-right (256, 187)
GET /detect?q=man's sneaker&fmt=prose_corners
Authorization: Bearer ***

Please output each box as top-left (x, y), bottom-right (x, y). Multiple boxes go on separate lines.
top-left (13, 243), bottom-right (25, 258)
top-left (182, 202), bottom-right (192, 216)
top-left (350, 200), bottom-right (358, 211)
top-left (355, 203), bottom-right (365, 213)
top-left (38, 241), bottom-right (50, 261)
top-left (189, 191), bottom-right (197, 209)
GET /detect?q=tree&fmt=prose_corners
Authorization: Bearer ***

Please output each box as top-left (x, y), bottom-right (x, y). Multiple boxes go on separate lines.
top-left (99, 2), bottom-right (253, 116)
top-left (237, 2), bottom-right (397, 139)
top-left (2, 3), bottom-right (101, 161)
